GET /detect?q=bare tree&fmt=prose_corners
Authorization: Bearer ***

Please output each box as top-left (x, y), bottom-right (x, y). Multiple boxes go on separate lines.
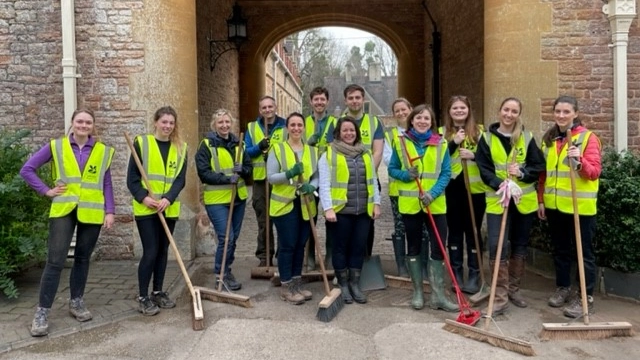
top-left (363, 38), bottom-right (397, 76)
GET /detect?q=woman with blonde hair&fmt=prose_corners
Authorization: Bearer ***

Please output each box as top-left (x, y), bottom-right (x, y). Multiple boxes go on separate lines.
top-left (127, 106), bottom-right (187, 316)
top-left (196, 109), bottom-right (252, 291)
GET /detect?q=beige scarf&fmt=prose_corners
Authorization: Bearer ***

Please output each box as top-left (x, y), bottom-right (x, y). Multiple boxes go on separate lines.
top-left (331, 140), bottom-right (366, 157)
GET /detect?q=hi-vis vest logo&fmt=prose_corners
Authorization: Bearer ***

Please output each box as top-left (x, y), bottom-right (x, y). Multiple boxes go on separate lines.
top-left (361, 129), bottom-right (369, 138)
top-left (88, 165), bottom-right (97, 174)
top-left (271, 132), bottom-right (281, 141)
top-left (169, 161), bottom-right (177, 169)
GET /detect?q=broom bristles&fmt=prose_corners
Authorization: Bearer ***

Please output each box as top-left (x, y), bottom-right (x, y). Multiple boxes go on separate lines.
top-left (540, 321), bottom-right (634, 341)
top-left (443, 320), bottom-right (535, 357)
top-left (198, 287), bottom-right (253, 308)
top-left (316, 288), bottom-right (344, 322)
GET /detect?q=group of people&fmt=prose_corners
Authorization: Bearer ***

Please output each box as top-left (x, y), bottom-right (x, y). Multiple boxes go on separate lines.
top-left (20, 83), bottom-right (600, 337)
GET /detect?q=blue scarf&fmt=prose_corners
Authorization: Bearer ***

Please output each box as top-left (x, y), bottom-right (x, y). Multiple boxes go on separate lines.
top-left (409, 128), bottom-right (432, 145)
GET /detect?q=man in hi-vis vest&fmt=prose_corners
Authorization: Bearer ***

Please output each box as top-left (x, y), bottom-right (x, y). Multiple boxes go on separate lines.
top-left (244, 96), bottom-right (286, 266)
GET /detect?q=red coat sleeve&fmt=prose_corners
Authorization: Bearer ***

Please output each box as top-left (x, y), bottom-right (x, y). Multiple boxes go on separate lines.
top-left (578, 134), bottom-right (601, 181)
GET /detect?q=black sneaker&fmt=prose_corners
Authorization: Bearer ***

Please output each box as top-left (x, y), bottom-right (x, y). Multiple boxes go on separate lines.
top-left (225, 271), bottom-right (242, 291)
top-left (151, 291), bottom-right (176, 309)
top-left (138, 296), bottom-right (160, 316)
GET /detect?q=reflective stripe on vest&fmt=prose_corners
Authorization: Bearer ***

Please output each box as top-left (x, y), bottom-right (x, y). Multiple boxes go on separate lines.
top-left (542, 131), bottom-right (598, 215)
top-left (201, 139), bottom-right (248, 205)
top-left (50, 137), bottom-right (114, 224)
top-left (396, 137), bottom-right (447, 215)
top-left (484, 130), bottom-right (537, 215)
top-left (385, 127), bottom-right (400, 197)
top-left (132, 135), bottom-right (186, 218)
top-left (269, 143), bottom-right (318, 219)
top-left (248, 121), bottom-right (285, 180)
top-left (304, 115), bottom-right (336, 154)
top-left (437, 125), bottom-right (487, 193)
top-left (326, 146), bottom-right (374, 217)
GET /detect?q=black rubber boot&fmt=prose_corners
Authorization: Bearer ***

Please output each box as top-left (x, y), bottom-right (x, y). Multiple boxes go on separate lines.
top-left (392, 238), bottom-right (408, 277)
top-left (348, 269), bottom-right (367, 304)
top-left (448, 244), bottom-right (464, 291)
top-left (336, 269), bottom-right (353, 304)
top-left (461, 247), bottom-right (480, 294)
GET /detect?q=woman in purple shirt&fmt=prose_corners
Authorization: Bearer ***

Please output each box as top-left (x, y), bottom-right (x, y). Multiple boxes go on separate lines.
top-left (20, 109), bottom-right (115, 337)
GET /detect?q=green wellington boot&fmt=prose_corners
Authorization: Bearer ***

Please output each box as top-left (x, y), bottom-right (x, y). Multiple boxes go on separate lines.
top-left (406, 256), bottom-right (424, 310)
top-left (428, 258), bottom-right (459, 312)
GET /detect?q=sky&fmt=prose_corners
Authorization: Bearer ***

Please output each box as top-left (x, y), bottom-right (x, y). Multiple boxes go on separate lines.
top-left (322, 26), bottom-right (379, 49)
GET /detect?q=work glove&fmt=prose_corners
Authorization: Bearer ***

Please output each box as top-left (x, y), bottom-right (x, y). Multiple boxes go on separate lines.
top-left (298, 183), bottom-right (316, 195)
top-left (258, 138), bottom-right (270, 151)
top-left (420, 192), bottom-right (433, 207)
top-left (495, 179), bottom-right (523, 207)
top-left (407, 166), bottom-right (419, 180)
top-left (229, 174), bottom-right (240, 184)
top-left (232, 162), bottom-right (242, 173)
top-left (307, 134), bottom-right (320, 146)
top-left (285, 162), bottom-right (304, 179)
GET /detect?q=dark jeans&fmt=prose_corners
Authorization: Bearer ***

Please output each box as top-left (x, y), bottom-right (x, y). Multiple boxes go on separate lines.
top-left (402, 212), bottom-right (447, 260)
top-left (546, 209), bottom-right (597, 295)
top-left (486, 204), bottom-right (535, 261)
top-left (136, 216), bottom-right (176, 297)
top-left (272, 198), bottom-right (310, 282)
top-left (253, 180), bottom-right (275, 261)
top-left (446, 176), bottom-right (486, 263)
top-left (206, 199), bottom-right (246, 276)
top-left (39, 208), bottom-right (102, 308)
top-left (328, 212), bottom-right (371, 270)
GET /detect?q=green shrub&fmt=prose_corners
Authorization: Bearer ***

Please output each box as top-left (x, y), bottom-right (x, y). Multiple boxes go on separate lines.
top-left (0, 129), bottom-right (51, 298)
top-left (595, 148), bottom-right (640, 273)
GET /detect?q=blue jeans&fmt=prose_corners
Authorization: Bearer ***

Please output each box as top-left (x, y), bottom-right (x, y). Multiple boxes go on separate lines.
top-left (328, 212), bottom-right (371, 270)
top-left (206, 199), bottom-right (247, 275)
top-left (272, 198), bottom-right (310, 282)
top-left (546, 209), bottom-right (597, 295)
top-left (39, 208), bottom-right (102, 308)
top-left (486, 205), bottom-right (535, 261)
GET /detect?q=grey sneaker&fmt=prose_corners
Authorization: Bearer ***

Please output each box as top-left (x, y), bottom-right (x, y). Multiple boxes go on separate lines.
top-left (563, 295), bottom-right (594, 318)
top-left (138, 296), bottom-right (160, 316)
top-left (30, 307), bottom-right (50, 337)
top-left (548, 287), bottom-right (571, 308)
top-left (150, 291), bottom-right (176, 309)
top-left (69, 297), bottom-right (92, 322)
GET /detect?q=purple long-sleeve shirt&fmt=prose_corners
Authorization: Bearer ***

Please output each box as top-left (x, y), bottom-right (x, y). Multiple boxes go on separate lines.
top-left (20, 134), bottom-right (115, 214)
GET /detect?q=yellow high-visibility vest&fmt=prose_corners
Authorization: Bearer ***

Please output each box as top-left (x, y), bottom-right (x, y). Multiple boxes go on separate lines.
top-left (201, 138), bottom-right (248, 205)
top-left (247, 121), bottom-right (285, 180)
top-left (438, 125), bottom-right (487, 194)
top-left (395, 137), bottom-right (447, 215)
top-left (325, 146), bottom-right (375, 217)
top-left (542, 130), bottom-right (599, 215)
top-left (269, 143), bottom-right (318, 219)
top-left (50, 137), bottom-right (114, 224)
top-left (304, 114), bottom-right (336, 154)
top-left (483, 131), bottom-right (537, 215)
top-left (358, 114), bottom-right (379, 151)
top-left (132, 135), bottom-right (186, 218)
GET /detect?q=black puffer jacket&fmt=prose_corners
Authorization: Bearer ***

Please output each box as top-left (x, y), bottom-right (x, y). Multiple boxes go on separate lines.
top-left (195, 131), bottom-right (252, 185)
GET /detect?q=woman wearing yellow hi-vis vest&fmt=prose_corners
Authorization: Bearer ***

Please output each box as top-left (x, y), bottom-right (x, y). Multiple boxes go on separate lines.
top-left (537, 96), bottom-right (601, 319)
top-left (319, 116), bottom-right (381, 305)
top-left (196, 109), bottom-right (252, 292)
top-left (267, 112), bottom-right (319, 305)
top-left (475, 97), bottom-right (545, 315)
top-left (127, 106), bottom-right (187, 317)
top-left (439, 95), bottom-right (486, 295)
top-left (388, 104), bottom-right (457, 313)
top-left (20, 109), bottom-right (115, 337)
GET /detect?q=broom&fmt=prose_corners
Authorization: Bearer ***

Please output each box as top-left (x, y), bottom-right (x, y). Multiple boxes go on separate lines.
top-left (443, 151), bottom-right (535, 356)
top-left (540, 146), bottom-right (633, 340)
top-left (124, 132), bottom-right (205, 331)
top-left (462, 156), bottom-right (490, 304)
top-left (251, 122), bottom-right (277, 279)
top-left (198, 133), bottom-right (252, 308)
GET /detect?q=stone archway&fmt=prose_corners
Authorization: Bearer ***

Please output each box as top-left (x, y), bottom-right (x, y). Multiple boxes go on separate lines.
top-left (235, 3), bottom-right (426, 127)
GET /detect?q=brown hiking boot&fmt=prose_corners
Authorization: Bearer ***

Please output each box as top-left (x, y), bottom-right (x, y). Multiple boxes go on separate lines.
top-left (280, 281), bottom-right (305, 305)
top-left (483, 260), bottom-right (510, 316)
top-left (508, 255), bottom-right (528, 308)
top-left (292, 277), bottom-right (312, 301)
top-left (548, 286), bottom-right (572, 308)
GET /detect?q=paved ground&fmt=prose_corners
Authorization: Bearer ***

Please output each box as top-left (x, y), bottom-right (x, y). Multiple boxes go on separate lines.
top-left (2, 165), bottom-right (640, 359)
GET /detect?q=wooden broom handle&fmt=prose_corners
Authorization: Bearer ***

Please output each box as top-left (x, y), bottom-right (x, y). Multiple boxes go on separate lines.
top-left (568, 154), bottom-right (590, 325)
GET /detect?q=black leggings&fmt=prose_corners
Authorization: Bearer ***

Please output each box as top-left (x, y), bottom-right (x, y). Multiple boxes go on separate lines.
top-left (136, 216), bottom-right (176, 297)
top-left (402, 212), bottom-right (447, 260)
